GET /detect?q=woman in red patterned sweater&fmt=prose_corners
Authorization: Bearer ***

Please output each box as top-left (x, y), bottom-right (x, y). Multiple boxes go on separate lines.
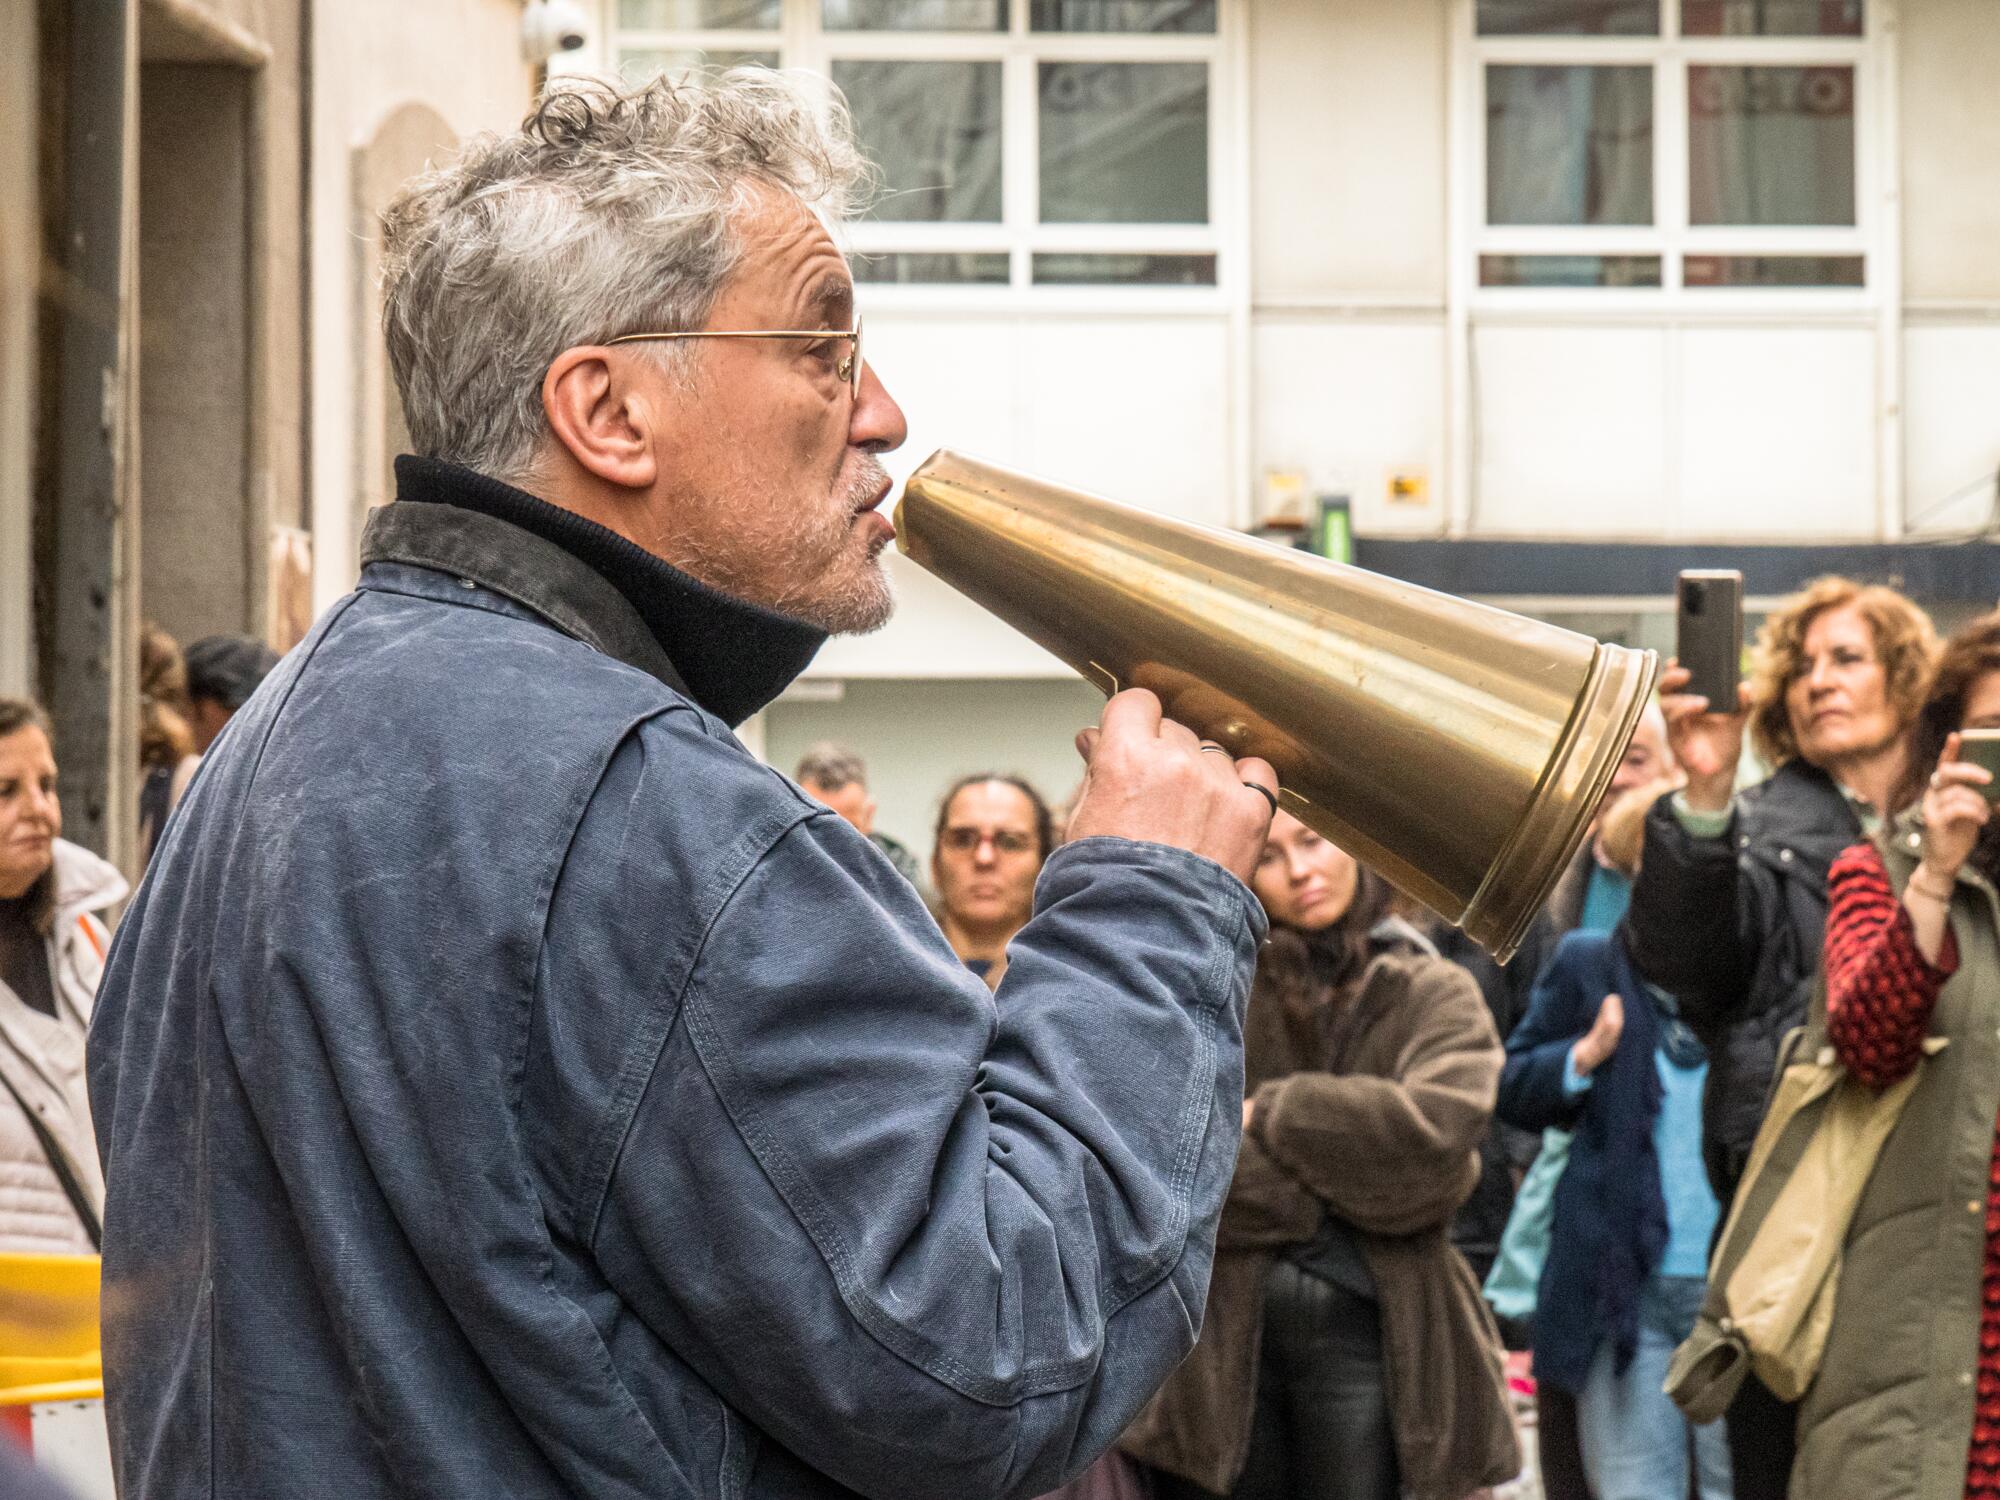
top-left (1818, 610), bottom-right (2000, 1500)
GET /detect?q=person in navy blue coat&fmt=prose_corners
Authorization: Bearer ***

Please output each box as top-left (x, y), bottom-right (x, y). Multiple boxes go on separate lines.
top-left (1499, 794), bottom-right (1732, 1500)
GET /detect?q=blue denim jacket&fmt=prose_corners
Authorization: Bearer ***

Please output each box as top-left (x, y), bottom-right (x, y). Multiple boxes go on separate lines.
top-left (89, 499), bottom-right (1265, 1500)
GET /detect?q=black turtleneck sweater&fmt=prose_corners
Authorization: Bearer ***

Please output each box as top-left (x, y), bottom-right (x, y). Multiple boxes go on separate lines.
top-left (0, 893), bottom-right (57, 1018)
top-left (392, 457), bottom-right (827, 728)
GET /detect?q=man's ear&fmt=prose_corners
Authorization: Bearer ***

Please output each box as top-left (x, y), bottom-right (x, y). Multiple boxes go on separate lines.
top-left (859, 793), bottom-right (878, 836)
top-left (542, 346), bottom-right (660, 490)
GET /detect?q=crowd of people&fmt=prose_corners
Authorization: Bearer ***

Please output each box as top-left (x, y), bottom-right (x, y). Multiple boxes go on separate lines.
top-left (757, 571), bottom-right (1996, 1500)
top-left (1, 581), bottom-right (1995, 1499)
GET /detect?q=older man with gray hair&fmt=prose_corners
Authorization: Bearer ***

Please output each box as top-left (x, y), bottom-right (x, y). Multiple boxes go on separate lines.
top-left (89, 72), bottom-right (1278, 1500)
top-left (794, 740), bottom-right (926, 894)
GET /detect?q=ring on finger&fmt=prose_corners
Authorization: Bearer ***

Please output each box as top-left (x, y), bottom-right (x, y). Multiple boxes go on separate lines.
top-left (1200, 744), bottom-right (1232, 757)
top-left (1241, 781), bottom-right (1279, 816)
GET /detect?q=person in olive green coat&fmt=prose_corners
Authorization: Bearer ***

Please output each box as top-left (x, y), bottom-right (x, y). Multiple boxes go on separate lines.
top-left (1805, 612), bottom-right (2000, 1500)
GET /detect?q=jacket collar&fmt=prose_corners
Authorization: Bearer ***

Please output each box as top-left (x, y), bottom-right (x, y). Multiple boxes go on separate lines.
top-left (363, 457), bottom-right (827, 727)
top-left (49, 839), bottom-right (126, 924)
top-left (1740, 759), bottom-right (1865, 869)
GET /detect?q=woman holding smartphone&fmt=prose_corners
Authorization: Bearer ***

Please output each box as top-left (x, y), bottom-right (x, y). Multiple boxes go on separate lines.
top-left (1800, 609), bottom-right (2000, 1500)
top-left (1629, 577), bottom-right (1937, 1497)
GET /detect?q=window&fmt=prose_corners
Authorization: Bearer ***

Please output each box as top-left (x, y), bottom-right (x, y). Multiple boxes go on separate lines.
top-left (604, 0), bottom-right (1224, 289)
top-left (1472, 0), bottom-right (1869, 293)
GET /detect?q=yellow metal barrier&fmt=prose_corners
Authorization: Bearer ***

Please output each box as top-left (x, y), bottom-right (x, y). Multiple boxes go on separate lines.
top-left (0, 1254), bottom-right (101, 1407)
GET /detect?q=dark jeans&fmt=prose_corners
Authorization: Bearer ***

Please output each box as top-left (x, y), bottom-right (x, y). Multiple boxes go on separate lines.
top-left (1723, 1373), bottom-right (1794, 1500)
top-left (1155, 1260), bottom-right (1401, 1500)
top-left (1539, 1383), bottom-right (1596, 1500)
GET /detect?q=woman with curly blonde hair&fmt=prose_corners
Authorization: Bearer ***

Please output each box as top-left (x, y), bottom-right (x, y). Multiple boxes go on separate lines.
top-left (1626, 575), bottom-right (1938, 1498)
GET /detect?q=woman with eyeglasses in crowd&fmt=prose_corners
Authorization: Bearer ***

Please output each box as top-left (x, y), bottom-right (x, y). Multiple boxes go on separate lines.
top-left (1120, 809), bottom-right (1517, 1500)
top-left (1799, 609), bottom-right (2000, 1500)
top-left (930, 773), bottom-right (1053, 991)
top-left (1627, 575), bottom-right (1938, 1496)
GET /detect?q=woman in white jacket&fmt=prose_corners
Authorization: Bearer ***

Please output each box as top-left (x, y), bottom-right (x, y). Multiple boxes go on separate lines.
top-left (0, 698), bottom-right (125, 1253)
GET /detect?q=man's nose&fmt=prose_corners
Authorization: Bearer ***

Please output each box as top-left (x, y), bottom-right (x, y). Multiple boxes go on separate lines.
top-left (972, 839), bottom-right (997, 867)
top-left (851, 362), bottom-right (907, 454)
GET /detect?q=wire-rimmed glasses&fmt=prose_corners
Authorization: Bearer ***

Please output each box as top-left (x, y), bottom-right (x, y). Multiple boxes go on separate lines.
top-left (606, 316), bottom-right (863, 400)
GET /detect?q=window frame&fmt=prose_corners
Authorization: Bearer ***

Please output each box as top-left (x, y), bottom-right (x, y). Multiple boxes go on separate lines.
top-left (1464, 0), bottom-right (1881, 310)
top-left (591, 0), bottom-right (1234, 304)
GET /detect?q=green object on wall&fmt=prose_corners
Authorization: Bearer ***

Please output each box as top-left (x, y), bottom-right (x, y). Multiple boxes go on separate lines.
top-left (1313, 495), bottom-right (1353, 565)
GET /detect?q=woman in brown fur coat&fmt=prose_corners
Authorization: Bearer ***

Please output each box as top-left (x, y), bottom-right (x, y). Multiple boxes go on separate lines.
top-left (1121, 811), bottom-right (1519, 1500)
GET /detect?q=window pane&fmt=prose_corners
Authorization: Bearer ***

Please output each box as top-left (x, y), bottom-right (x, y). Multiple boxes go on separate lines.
top-left (618, 48), bottom-right (778, 82)
top-left (1689, 66), bottom-right (1855, 226)
top-left (1039, 63), bottom-right (1208, 224)
top-left (823, 0), bottom-right (1006, 29)
top-left (1480, 253), bottom-right (1662, 287)
top-left (1681, 0), bottom-right (1862, 35)
top-left (1032, 252), bottom-right (1216, 284)
top-left (832, 60), bottom-right (1003, 223)
top-left (1486, 66), bottom-right (1653, 226)
top-left (1031, 1), bottom-right (1217, 32)
top-left (617, 0), bottom-right (780, 26)
top-left (1684, 254), bottom-right (1863, 287)
top-left (1477, 0), bottom-right (1660, 35)
top-left (852, 251), bottom-right (1011, 284)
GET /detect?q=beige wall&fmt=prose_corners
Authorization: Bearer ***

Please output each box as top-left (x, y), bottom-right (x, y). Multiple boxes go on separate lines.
top-left (135, 0), bottom-right (308, 645)
top-left (1900, 0), bottom-right (2000, 305)
top-left (309, 1), bottom-right (534, 611)
top-left (0, 1), bottom-right (36, 696)
top-left (1248, 0), bottom-right (1448, 306)
top-left (139, 63), bottom-right (257, 645)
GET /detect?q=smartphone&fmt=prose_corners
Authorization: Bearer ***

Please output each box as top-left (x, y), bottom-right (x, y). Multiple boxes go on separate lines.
top-left (1960, 728), bottom-right (2000, 805)
top-left (1676, 569), bottom-right (1744, 713)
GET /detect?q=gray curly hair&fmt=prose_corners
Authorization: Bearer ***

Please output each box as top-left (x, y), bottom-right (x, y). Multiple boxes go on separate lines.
top-left (380, 69), bottom-right (873, 483)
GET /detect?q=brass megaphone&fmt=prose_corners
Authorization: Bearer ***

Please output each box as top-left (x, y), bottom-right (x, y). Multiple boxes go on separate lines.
top-left (894, 451), bottom-right (1658, 962)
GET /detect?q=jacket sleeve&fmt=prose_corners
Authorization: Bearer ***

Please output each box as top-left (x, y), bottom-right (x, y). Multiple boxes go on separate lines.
top-left (1246, 964), bottom-right (1498, 1238)
top-left (1824, 842), bottom-right (1958, 1088)
top-left (571, 724), bottom-right (1265, 1500)
top-left (1626, 794), bottom-right (1752, 1037)
top-left (1495, 942), bottom-right (1595, 1134)
top-left (1215, 1130), bottom-right (1324, 1251)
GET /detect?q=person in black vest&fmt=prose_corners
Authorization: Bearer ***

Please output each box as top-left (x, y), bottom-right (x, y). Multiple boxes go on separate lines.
top-left (1627, 575), bottom-right (1938, 1497)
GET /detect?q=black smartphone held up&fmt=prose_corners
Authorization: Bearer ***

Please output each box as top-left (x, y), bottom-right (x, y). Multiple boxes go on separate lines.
top-left (1676, 569), bottom-right (1744, 713)
top-left (1959, 728), bottom-right (2000, 805)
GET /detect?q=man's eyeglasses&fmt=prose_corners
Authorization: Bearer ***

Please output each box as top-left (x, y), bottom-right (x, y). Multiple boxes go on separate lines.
top-left (939, 828), bottom-right (1039, 857)
top-left (607, 316), bottom-right (863, 400)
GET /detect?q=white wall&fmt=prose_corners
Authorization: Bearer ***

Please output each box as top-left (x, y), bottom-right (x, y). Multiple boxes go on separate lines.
top-left (764, 677), bottom-right (1105, 856)
top-left (811, 307), bottom-right (1236, 679)
top-left (1245, 0), bottom-right (1452, 538)
top-left (309, 2), bottom-right (533, 612)
top-left (1898, 0), bottom-right (2000, 540)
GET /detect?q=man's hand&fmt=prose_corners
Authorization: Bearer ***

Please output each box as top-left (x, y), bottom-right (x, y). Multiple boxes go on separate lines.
top-left (1065, 689), bottom-right (1278, 885)
top-left (1658, 658), bottom-right (1750, 813)
top-left (1572, 993), bottom-right (1624, 1077)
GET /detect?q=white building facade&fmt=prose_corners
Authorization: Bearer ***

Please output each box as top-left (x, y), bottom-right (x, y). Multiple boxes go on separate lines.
top-left (553, 0), bottom-right (1998, 849)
